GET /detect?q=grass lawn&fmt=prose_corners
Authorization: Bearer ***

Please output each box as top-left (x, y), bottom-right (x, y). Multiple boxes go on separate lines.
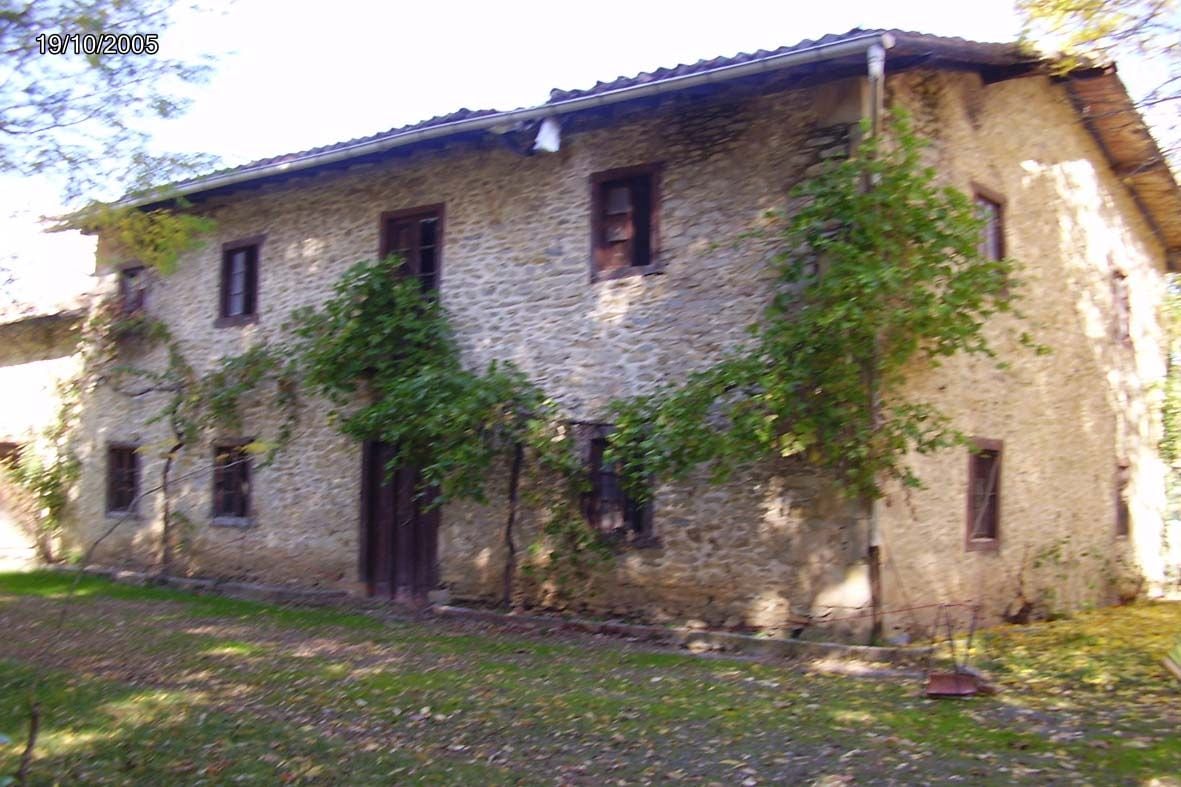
top-left (1, 571), bottom-right (1178, 785)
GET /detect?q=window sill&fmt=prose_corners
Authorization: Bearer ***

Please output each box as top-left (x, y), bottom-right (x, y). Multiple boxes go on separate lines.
top-left (965, 538), bottom-right (999, 553)
top-left (211, 515), bottom-right (254, 529)
top-left (592, 264), bottom-right (664, 283)
top-left (214, 314), bottom-right (258, 328)
top-left (628, 535), bottom-right (663, 551)
top-left (105, 509), bottom-right (139, 520)
top-left (602, 532), bottom-right (662, 552)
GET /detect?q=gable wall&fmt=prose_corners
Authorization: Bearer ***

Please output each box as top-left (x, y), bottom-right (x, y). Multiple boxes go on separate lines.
top-left (879, 70), bottom-right (1171, 636)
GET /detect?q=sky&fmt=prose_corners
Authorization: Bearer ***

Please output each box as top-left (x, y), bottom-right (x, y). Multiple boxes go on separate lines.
top-left (0, 0), bottom-right (1042, 309)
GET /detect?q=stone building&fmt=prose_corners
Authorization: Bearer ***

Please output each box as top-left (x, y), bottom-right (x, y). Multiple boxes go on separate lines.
top-left (0, 307), bottom-right (84, 569)
top-left (71, 30), bottom-right (1181, 640)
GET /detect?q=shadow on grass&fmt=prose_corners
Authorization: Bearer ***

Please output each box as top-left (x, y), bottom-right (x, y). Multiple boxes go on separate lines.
top-left (0, 660), bottom-right (513, 785)
top-left (0, 570), bottom-right (385, 631)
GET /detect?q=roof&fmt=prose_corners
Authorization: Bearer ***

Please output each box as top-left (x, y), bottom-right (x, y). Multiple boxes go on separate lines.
top-left (0, 303), bottom-right (87, 330)
top-left (141, 28), bottom-right (1180, 265)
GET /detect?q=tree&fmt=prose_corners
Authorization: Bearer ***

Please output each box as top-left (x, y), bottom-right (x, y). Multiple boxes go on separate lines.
top-left (1, 0), bottom-right (214, 200)
top-left (1018, 0), bottom-right (1180, 164)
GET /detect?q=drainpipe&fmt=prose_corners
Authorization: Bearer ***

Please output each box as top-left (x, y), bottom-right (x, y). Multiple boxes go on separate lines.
top-left (865, 42), bottom-right (886, 645)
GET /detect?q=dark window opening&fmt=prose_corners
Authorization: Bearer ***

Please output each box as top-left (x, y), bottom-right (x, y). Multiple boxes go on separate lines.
top-left (118, 266), bottom-right (148, 314)
top-left (381, 208), bottom-right (442, 293)
top-left (1116, 463), bottom-right (1131, 537)
top-left (591, 165), bottom-right (660, 280)
top-left (1111, 268), bottom-right (1131, 346)
top-left (212, 443), bottom-right (251, 519)
top-left (580, 425), bottom-right (654, 545)
top-left (967, 439), bottom-right (1001, 549)
top-left (219, 242), bottom-right (259, 323)
top-left (0, 442), bottom-right (23, 469)
top-left (106, 445), bottom-right (139, 514)
top-left (974, 193), bottom-right (1004, 261)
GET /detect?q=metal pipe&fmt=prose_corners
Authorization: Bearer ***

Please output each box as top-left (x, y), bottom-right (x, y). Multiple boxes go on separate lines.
top-left (128, 32), bottom-right (897, 206)
top-left (864, 40), bottom-right (888, 644)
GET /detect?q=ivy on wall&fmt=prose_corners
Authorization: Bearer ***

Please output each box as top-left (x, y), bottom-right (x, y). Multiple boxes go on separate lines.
top-left (609, 112), bottom-right (1041, 503)
top-left (84, 296), bottom-right (301, 572)
top-left (290, 260), bottom-right (600, 603)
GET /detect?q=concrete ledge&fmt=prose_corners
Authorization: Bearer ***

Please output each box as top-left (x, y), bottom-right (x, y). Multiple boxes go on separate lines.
top-left (54, 565), bottom-right (931, 666)
top-left (62, 565), bottom-right (351, 606)
top-left (434, 605), bottom-right (933, 666)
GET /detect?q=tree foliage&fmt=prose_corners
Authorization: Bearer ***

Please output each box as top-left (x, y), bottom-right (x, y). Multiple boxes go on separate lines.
top-left (609, 113), bottom-right (1033, 502)
top-left (0, 0), bottom-right (214, 199)
top-left (0, 384), bottom-right (80, 562)
top-left (1018, 0), bottom-right (1180, 162)
top-left (291, 259), bottom-right (569, 502)
top-left (291, 258), bottom-right (601, 600)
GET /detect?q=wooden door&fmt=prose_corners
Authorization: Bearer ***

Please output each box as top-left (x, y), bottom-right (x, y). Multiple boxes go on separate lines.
top-left (360, 441), bottom-right (439, 601)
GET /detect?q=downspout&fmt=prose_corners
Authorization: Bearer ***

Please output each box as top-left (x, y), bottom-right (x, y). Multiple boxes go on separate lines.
top-left (865, 43), bottom-right (887, 645)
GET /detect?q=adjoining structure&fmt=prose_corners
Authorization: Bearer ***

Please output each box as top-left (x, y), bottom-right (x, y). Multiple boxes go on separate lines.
top-left (70, 30), bottom-right (1181, 640)
top-left (0, 305), bottom-right (84, 569)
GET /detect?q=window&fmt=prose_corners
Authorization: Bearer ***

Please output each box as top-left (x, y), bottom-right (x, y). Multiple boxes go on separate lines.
top-left (591, 165), bottom-right (661, 281)
top-left (218, 239), bottom-right (261, 324)
top-left (1111, 267), bottom-right (1131, 345)
top-left (380, 207), bottom-right (443, 292)
top-left (0, 442), bottom-right (22, 469)
top-left (974, 191), bottom-right (1004, 261)
top-left (1115, 463), bottom-right (1130, 537)
top-left (106, 445), bottom-right (139, 514)
top-left (212, 443), bottom-right (251, 520)
top-left (118, 266), bottom-right (148, 314)
top-left (580, 424), bottom-right (655, 545)
top-left (966, 438), bottom-right (1002, 549)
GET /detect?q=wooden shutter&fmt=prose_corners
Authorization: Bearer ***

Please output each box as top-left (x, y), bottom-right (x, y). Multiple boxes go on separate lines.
top-left (118, 267), bottom-right (147, 314)
top-left (973, 193), bottom-right (1004, 261)
top-left (590, 165), bottom-right (660, 280)
top-left (580, 425), bottom-right (653, 541)
top-left (106, 445), bottom-right (139, 513)
top-left (966, 439), bottom-right (1002, 549)
top-left (1115, 463), bottom-right (1130, 537)
top-left (213, 445), bottom-right (251, 518)
top-left (219, 239), bottom-right (262, 323)
top-left (381, 207), bottom-right (443, 292)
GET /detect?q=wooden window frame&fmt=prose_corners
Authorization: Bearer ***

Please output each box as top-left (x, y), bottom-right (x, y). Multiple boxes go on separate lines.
top-left (1111, 266), bottom-right (1132, 347)
top-left (379, 204), bottom-right (445, 293)
top-left (211, 440), bottom-right (253, 525)
top-left (105, 443), bottom-right (140, 515)
top-left (590, 163), bottom-right (663, 283)
top-left (0, 441), bottom-right (23, 468)
top-left (216, 236), bottom-right (264, 327)
top-left (117, 264), bottom-right (149, 315)
top-left (577, 423), bottom-right (658, 549)
top-left (965, 437), bottom-right (1002, 552)
top-left (1115, 462), bottom-right (1131, 538)
top-left (972, 184), bottom-right (1006, 262)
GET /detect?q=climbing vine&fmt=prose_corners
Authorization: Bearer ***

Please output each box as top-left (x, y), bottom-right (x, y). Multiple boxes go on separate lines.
top-left (290, 258), bottom-right (599, 603)
top-left (609, 112), bottom-right (1042, 502)
top-left (86, 296), bottom-right (300, 572)
top-left (0, 386), bottom-right (81, 563)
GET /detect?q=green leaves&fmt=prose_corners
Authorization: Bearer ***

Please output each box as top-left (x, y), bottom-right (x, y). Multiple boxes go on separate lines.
top-left (290, 255), bottom-right (587, 522)
top-left (610, 111), bottom-right (1032, 501)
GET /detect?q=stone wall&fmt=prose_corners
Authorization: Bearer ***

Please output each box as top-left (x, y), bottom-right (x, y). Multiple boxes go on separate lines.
top-left (0, 313), bottom-right (82, 568)
top-left (877, 70), bottom-right (1172, 638)
top-left (69, 69), bottom-right (1173, 638)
